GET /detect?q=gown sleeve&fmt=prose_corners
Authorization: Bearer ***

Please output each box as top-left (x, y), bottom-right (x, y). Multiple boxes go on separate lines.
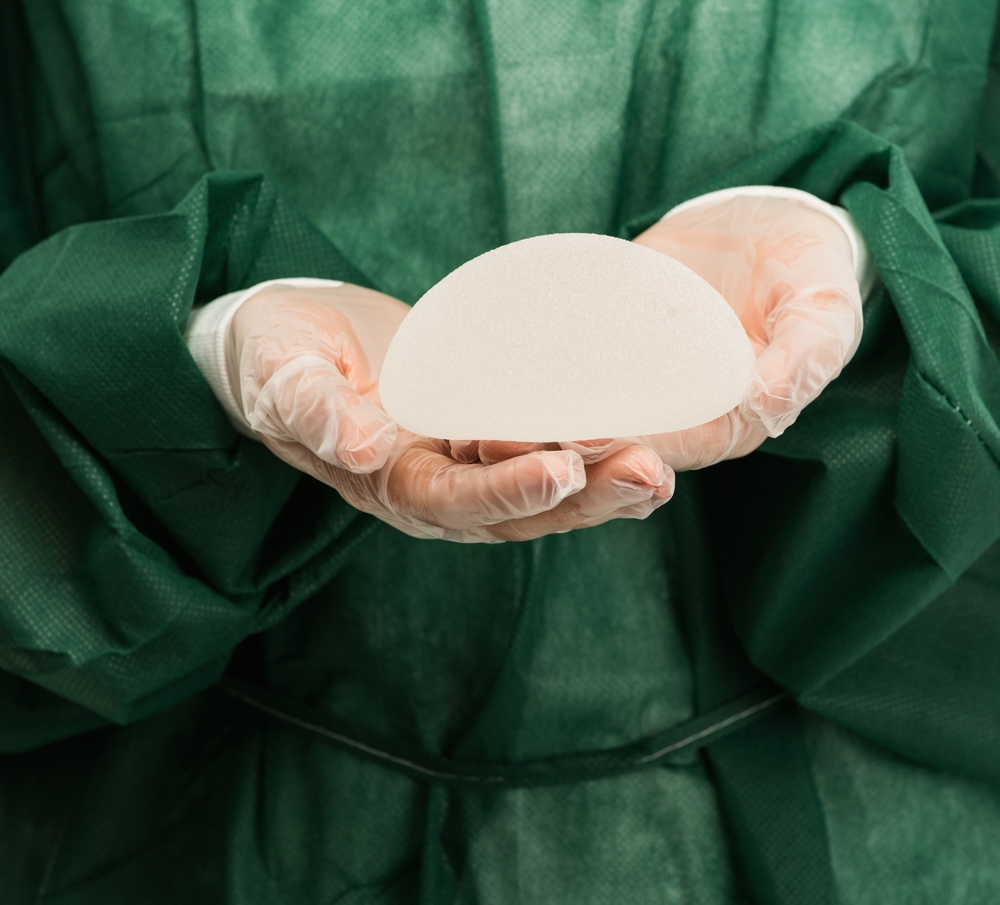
top-left (621, 117), bottom-right (1000, 783)
top-left (0, 170), bottom-right (378, 742)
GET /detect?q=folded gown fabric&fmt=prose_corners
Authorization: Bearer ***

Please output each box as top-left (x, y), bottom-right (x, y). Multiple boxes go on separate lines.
top-left (1, 2), bottom-right (1000, 903)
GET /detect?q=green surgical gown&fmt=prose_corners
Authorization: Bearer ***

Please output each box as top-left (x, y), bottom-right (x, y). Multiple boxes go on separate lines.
top-left (2, 2), bottom-right (1000, 903)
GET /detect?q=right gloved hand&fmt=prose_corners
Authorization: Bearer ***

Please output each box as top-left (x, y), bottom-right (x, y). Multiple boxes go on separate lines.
top-left (227, 283), bottom-right (673, 543)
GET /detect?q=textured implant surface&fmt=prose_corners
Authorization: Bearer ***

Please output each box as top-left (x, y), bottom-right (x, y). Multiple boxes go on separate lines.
top-left (379, 233), bottom-right (756, 442)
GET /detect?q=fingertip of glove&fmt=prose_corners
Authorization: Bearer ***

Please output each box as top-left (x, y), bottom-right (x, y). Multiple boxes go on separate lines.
top-left (559, 438), bottom-right (615, 463)
top-left (548, 449), bottom-right (586, 497)
top-left (741, 375), bottom-right (790, 439)
top-left (740, 399), bottom-right (793, 439)
top-left (653, 467), bottom-right (675, 501)
top-left (610, 461), bottom-right (674, 503)
top-left (449, 439), bottom-right (480, 463)
top-left (339, 418), bottom-right (397, 472)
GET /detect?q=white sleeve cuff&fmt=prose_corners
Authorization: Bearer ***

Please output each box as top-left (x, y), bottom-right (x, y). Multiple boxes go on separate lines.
top-left (184, 277), bottom-right (344, 438)
top-left (662, 185), bottom-right (879, 302)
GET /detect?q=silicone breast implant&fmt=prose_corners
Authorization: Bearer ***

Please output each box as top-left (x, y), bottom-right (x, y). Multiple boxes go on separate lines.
top-left (379, 233), bottom-right (755, 443)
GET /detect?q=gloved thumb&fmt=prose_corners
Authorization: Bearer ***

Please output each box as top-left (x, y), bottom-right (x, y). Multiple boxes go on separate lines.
top-left (249, 353), bottom-right (398, 473)
top-left (740, 286), bottom-right (860, 438)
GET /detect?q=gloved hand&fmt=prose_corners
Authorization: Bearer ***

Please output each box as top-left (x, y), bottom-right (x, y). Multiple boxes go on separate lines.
top-left (227, 283), bottom-right (673, 543)
top-left (633, 192), bottom-right (865, 460)
top-left (453, 193), bottom-right (864, 473)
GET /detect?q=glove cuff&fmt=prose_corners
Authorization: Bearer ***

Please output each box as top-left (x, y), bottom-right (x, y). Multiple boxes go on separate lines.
top-left (184, 277), bottom-right (344, 438)
top-left (662, 185), bottom-right (878, 302)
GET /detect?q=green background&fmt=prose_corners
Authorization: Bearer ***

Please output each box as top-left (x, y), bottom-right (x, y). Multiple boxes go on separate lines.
top-left (1, 2), bottom-right (999, 902)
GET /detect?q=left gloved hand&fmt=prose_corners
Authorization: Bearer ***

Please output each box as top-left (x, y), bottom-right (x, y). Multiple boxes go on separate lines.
top-left (451, 193), bottom-right (864, 472)
top-left (227, 283), bottom-right (672, 543)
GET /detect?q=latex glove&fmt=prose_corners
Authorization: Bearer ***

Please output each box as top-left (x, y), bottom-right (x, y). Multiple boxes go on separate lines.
top-left (227, 283), bottom-right (673, 543)
top-left (453, 193), bottom-right (865, 473)
top-left (627, 192), bottom-right (865, 470)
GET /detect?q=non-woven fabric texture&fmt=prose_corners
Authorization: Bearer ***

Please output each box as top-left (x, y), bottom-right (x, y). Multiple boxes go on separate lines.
top-left (1, 2), bottom-right (1000, 905)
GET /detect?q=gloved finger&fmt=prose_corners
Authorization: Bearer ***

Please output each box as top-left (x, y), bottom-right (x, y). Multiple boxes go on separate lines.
top-left (557, 489), bottom-right (673, 534)
top-left (556, 438), bottom-right (620, 464)
top-left (572, 446), bottom-right (675, 531)
top-left (251, 354), bottom-right (397, 473)
top-left (637, 409), bottom-right (767, 472)
top-left (448, 439), bottom-right (481, 463)
top-left (485, 446), bottom-right (673, 541)
top-left (743, 285), bottom-right (862, 436)
top-left (386, 447), bottom-right (588, 529)
top-left (478, 440), bottom-right (561, 465)
top-left (447, 439), bottom-right (554, 464)
top-left (259, 435), bottom-right (507, 544)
